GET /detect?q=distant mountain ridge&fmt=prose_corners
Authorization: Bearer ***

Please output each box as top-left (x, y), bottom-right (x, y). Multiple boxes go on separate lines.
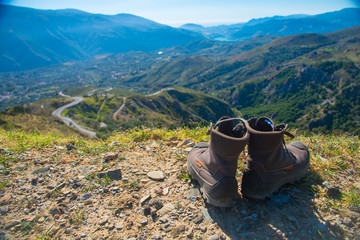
top-left (0, 4), bottom-right (202, 72)
top-left (180, 8), bottom-right (360, 41)
top-left (1, 5), bottom-right (360, 72)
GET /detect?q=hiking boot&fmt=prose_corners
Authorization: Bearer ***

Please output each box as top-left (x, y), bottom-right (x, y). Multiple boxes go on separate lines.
top-left (241, 117), bottom-right (310, 199)
top-left (187, 117), bottom-right (249, 207)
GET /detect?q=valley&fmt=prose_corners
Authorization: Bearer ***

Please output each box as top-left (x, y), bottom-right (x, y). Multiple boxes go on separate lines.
top-left (2, 25), bottom-right (359, 137)
top-left (0, 5), bottom-right (360, 137)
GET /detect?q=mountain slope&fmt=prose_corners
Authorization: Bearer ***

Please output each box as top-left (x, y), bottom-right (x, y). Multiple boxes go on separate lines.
top-left (61, 87), bottom-right (234, 138)
top-left (0, 4), bottom-right (202, 72)
top-left (127, 26), bottom-right (360, 133)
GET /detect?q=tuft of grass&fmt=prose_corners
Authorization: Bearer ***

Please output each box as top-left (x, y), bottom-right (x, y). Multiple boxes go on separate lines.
top-left (342, 187), bottom-right (360, 208)
top-left (21, 217), bottom-right (39, 235)
top-left (69, 210), bottom-right (86, 225)
top-left (0, 180), bottom-right (8, 191)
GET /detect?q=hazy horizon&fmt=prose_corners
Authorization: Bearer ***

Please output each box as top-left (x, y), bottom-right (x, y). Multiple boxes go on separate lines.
top-left (2, 0), bottom-right (360, 27)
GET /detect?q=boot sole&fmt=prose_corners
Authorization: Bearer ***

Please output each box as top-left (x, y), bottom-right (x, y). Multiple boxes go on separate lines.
top-left (241, 163), bottom-right (310, 200)
top-left (187, 160), bottom-right (236, 207)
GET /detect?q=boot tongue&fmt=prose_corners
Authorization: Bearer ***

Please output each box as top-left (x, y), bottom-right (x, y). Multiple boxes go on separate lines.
top-left (216, 117), bottom-right (245, 137)
top-left (255, 117), bottom-right (274, 131)
top-left (218, 118), bottom-right (233, 135)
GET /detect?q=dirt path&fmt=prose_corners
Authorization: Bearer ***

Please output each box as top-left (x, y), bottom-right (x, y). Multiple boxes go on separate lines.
top-left (112, 97), bottom-right (127, 120)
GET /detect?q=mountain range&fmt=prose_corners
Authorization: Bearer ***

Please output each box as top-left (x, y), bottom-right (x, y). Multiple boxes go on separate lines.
top-left (1, 5), bottom-right (360, 72)
top-left (180, 8), bottom-right (360, 41)
top-left (0, 4), bottom-right (202, 72)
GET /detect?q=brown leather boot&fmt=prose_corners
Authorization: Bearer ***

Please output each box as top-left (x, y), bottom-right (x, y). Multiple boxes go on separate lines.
top-left (187, 117), bottom-right (249, 207)
top-left (241, 117), bottom-right (310, 199)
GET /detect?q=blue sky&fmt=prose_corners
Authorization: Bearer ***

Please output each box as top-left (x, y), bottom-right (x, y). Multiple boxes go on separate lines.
top-left (3, 0), bottom-right (360, 26)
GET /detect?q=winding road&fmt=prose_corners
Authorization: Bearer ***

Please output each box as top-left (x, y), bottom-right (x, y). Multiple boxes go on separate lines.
top-left (52, 92), bottom-right (96, 138)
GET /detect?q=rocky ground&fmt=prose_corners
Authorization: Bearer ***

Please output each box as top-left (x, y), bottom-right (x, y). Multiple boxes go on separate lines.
top-left (0, 138), bottom-right (359, 239)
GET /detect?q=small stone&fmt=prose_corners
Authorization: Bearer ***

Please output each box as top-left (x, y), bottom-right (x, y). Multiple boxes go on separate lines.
top-left (66, 143), bottom-right (77, 151)
top-left (38, 216), bottom-right (45, 223)
top-left (147, 171), bottom-right (165, 181)
top-left (220, 234), bottom-right (227, 240)
top-left (31, 178), bottom-right (38, 186)
top-left (189, 196), bottom-right (197, 202)
top-left (32, 166), bottom-right (50, 174)
top-left (140, 195), bottom-right (151, 206)
top-left (171, 225), bottom-right (185, 238)
top-left (194, 215), bottom-right (203, 224)
top-left (115, 224), bottom-right (124, 230)
top-left (104, 152), bottom-right (118, 162)
top-left (98, 169), bottom-right (122, 180)
top-left (108, 224), bottom-right (115, 230)
top-left (200, 225), bottom-right (207, 232)
top-left (322, 181), bottom-right (332, 188)
top-left (77, 165), bottom-right (96, 176)
top-left (343, 217), bottom-right (352, 226)
top-left (0, 206), bottom-right (10, 215)
top-left (162, 187), bottom-right (169, 195)
top-left (158, 203), bottom-right (175, 216)
top-left (81, 193), bottom-right (92, 200)
top-left (99, 218), bottom-right (109, 226)
top-left (186, 189), bottom-right (201, 201)
top-left (184, 147), bottom-right (193, 152)
top-left (80, 233), bottom-right (86, 238)
top-left (140, 219), bottom-right (148, 226)
top-left (159, 217), bottom-right (168, 223)
top-left (0, 194), bottom-right (12, 206)
top-left (84, 199), bottom-right (93, 205)
top-left (186, 227), bottom-right (194, 238)
top-left (14, 164), bottom-right (27, 171)
top-left (209, 235), bottom-right (219, 240)
top-left (200, 207), bottom-right (213, 223)
top-left (153, 235), bottom-right (161, 240)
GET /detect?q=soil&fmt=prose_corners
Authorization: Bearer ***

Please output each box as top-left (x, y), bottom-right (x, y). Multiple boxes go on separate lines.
top-left (0, 139), bottom-right (359, 239)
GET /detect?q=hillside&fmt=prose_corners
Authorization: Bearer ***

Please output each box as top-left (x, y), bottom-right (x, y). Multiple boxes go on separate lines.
top-left (0, 127), bottom-right (359, 239)
top-left (0, 87), bottom-right (235, 138)
top-left (62, 87), bottom-right (234, 138)
top-left (0, 4), bottom-right (202, 72)
top-left (127, 26), bottom-right (360, 134)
